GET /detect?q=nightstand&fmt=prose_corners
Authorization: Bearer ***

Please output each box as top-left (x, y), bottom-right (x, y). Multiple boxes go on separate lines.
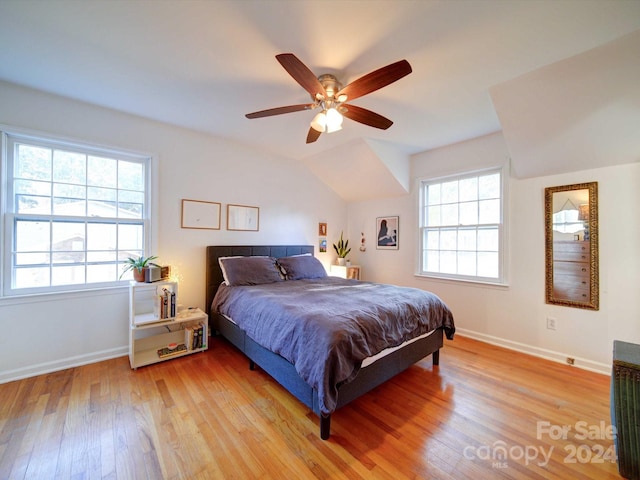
top-left (129, 281), bottom-right (208, 369)
top-left (330, 264), bottom-right (361, 280)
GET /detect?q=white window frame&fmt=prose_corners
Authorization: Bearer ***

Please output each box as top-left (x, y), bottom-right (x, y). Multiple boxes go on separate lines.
top-left (417, 165), bottom-right (508, 286)
top-left (1, 127), bottom-right (154, 297)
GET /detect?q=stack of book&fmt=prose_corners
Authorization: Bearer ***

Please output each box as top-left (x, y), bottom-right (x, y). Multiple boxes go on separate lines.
top-left (155, 287), bottom-right (176, 319)
top-left (184, 322), bottom-right (206, 350)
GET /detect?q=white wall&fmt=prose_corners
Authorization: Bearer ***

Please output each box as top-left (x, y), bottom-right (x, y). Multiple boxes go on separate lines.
top-left (0, 81), bottom-right (347, 382)
top-left (347, 132), bottom-right (640, 373)
top-left (2, 81), bottom-right (637, 382)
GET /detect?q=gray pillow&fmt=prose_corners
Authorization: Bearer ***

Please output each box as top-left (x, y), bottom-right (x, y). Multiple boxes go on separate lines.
top-left (277, 255), bottom-right (327, 281)
top-left (218, 256), bottom-right (283, 286)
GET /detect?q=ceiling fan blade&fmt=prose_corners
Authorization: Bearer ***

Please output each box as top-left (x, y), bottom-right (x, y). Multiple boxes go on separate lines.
top-left (336, 59), bottom-right (412, 102)
top-left (276, 53), bottom-right (327, 98)
top-left (306, 127), bottom-right (322, 144)
top-left (245, 104), bottom-right (315, 119)
top-left (341, 104), bottom-right (393, 130)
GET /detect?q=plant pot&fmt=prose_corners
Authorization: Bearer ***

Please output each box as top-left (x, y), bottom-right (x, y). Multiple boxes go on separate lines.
top-left (133, 268), bottom-right (146, 282)
top-left (337, 258), bottom-right (346, 266)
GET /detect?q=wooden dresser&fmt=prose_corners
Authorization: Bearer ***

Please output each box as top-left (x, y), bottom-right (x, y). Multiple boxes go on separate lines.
top-left (552, 240), bottom-right (590, 302)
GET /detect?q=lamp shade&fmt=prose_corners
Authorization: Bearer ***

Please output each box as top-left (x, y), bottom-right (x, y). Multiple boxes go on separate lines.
top-left (310, 112), bottom-right (327, 132)
top-left (325, 107), bottom-right (343, 133)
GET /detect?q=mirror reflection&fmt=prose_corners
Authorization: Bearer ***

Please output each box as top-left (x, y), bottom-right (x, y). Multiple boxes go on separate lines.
top-left (545, 182), bottom-right (598, 310)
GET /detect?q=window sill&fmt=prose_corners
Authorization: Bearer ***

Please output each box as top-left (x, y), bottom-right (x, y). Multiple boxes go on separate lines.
top-left (0, 284), bottom-right (128, 307)
top-left (414, 273), bottom-right (509, 290)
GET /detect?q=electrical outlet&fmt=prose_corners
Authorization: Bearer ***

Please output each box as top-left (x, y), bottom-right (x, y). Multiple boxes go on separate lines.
top-left (566, 357), bottom-right (575, 365)
top-left (546, 317), bottom-right (557, 330)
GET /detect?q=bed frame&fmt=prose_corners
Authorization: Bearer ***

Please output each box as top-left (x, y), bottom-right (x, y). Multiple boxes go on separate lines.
top-left (205, 245), bottom-right (444, 439)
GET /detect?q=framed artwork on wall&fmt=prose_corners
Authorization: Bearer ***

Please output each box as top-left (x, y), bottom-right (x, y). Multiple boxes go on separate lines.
top-left (376, 216), bottom-right (399, 250)
top-left (318, 222), bottom-right (327, 252)
top-left (181, 199), bottom-right (221, 230)
top-left (227, 204), bottom-right (259, 231)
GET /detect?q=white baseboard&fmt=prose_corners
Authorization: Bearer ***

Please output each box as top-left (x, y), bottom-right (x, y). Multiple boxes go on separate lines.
top-left (1, 330), bottom-right (611, 384)
top-left (0, 346), bottom-right (128, 384)
top-left (455, 328), bottom-right (610, 375)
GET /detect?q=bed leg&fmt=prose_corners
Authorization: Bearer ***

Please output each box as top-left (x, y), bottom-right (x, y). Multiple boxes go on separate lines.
top-left (320, 415), bottom-right (331, 440)
top-left (433, 349), bottom-right (440, 366)
top-left (249, 360), bottom-right (255, 371)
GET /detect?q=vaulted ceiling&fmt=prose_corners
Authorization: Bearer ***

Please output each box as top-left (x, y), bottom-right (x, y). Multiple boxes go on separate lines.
top-left (0, 1), bottom-right (638, 200)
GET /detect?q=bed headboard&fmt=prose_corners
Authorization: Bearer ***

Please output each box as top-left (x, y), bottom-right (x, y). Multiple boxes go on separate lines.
top-left (205, 245), bottom-right (314, 315)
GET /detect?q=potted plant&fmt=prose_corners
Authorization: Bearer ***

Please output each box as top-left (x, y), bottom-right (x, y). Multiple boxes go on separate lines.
top-left (120, 255), bottom-right (158, 282)
top-left (333, 232), bottom-right (351, 266)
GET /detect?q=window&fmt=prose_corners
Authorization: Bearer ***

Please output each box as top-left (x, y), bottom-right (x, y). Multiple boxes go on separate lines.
top-left (2, 131), bottom-right (152, 295)
top-left (419, 167), bottom-right (505, 284)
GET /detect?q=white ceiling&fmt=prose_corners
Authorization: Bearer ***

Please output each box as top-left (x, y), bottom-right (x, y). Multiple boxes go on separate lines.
top-left (491, 28), bottom-right (640, 179)
top-left (0, 0), bottom-right (639, 195)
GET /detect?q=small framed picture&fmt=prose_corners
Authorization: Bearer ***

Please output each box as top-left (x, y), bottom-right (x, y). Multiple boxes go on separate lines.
top-left (227, 204), bottom-right (259, 231)
top-left (319, 237), bottom-right (327, 253)
top-left (181, 199), bottom-right (221, 230)
top-left (318, 222), bottom-right (327, 236)
top-left (376, 216), bottom-right (399, 250)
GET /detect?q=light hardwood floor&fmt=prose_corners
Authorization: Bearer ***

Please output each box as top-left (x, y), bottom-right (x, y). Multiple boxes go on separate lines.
top-left (0, 335), bottom-right (621, 479)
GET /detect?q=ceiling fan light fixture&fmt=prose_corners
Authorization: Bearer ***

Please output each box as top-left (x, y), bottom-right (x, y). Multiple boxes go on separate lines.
top-left (326, 122), bottom-right (342, 134)
top-left (246, 54), bottom-right (412, 143)
top-left (325, 107), bottom-right (343, 133)
top-left (310, 112), bottom-right (327, 132)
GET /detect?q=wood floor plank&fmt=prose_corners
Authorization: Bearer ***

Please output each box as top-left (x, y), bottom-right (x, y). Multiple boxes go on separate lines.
top-left (0, 335), bottom-right (623, 479)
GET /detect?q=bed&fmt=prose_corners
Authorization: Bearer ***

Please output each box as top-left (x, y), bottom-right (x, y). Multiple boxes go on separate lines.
top-left (205, 245), bottom-right (455, 439)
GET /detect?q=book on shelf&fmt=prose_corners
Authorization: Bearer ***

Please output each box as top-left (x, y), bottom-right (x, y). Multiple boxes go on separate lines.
top-left (185, 324), bottom-right (194, 350)
top-left (194, 323), bottom-right (201, 349)
top-left (162, 289), bottom-right (169, 318)
top-left (184, 322), bottom-right (206, 350)
top-left (157, 343), bottom-right (187, 358)
top-left (155, 288), bottom-right (178, 320)
top-left (152, 284), bottom-right (177, 320)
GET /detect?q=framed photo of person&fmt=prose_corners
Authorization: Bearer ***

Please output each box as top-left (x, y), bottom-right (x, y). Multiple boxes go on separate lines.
top-left (376, 216), bottom-right (399, 250)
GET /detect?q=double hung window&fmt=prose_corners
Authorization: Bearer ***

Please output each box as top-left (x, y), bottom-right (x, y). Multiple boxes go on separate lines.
top-left (2, 131), bottom-right (151, 295)
top-left (419, 168), bottom-right (505, 284)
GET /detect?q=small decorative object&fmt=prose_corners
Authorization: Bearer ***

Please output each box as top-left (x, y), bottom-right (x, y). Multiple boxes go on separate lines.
top-left (359, 232), bottom-right (366, 252)
top-left (377, 216), bottom-right (399, 250)
top-left (333, 231), bottom-right (351, 265)
top-left (157, 343), bottom-right (187, 358)
top-left (318, 223), bottom-right (327, 236)
top-left (120, 255), bottom-right (159, 282)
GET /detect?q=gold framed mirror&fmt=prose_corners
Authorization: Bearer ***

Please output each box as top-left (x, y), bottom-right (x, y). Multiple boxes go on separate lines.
top-left (544, 182), bottom-right (599, 310)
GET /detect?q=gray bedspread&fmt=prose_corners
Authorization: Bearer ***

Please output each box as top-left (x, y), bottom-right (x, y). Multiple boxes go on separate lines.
top-left (211, 277), bottom-right (455, 415)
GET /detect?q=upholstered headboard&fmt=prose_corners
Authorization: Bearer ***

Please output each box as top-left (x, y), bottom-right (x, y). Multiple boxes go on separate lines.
top-left (205, 245), bottom-right (314, 315)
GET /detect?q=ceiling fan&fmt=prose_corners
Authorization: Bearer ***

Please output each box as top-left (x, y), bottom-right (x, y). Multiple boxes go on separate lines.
top-left (245, 53), bottom-right (412, 144)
